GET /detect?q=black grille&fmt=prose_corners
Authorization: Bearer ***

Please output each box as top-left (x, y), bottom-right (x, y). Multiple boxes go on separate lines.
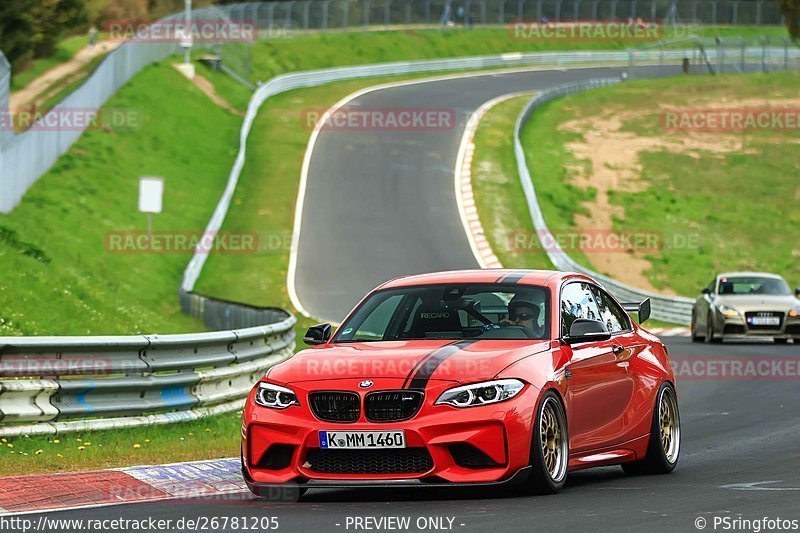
top-left (365, 391), bottom-right (424, 422)
top-left (786, 324), bottom-right (800, 336)
top-left (305, 448), bottom-right (433, 474)
top-left (309, 391), bottom-right (360, 422)
top-left (745, 311), bottom-right (784, 331)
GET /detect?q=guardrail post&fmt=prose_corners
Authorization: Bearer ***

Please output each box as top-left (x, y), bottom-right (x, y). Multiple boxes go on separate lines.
top-left (499, 0), bottom-right (505, 23)
top-left (425, 0), bottom-right (431, 24)
top-left (716, 36), bottom-right (723, 74)
top-left (731, 0), bottom-right (738, 24)
top-left (739, 36), bottom-right (745, 72)
top-left (363, 0), bottom-right (370, 25)
top-left (384, 0), bottom-right (392, 25)
top-left (627, 47), bottom-right (634, 79)
top-left (322, 0), bottom-right (330, 29)
top-left (480, 0), bottom-right (486, 25)
top-left (343, 1), bottom-right (350, 28)
top-left (755, 0), bottom-right (762, 25)
top-left (761, 35), bottom-right (768, 73)
top-left (711, 0), bottom-right (717, 24)
top-left (303, 0), bottom-right (311, 29)
top-left (405, 0), bottom-right (412, 24)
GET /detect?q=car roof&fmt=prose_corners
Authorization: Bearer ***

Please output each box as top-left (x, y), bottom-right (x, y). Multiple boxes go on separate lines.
top-left (379, 269), bottom-right (591, 289)
top-left (717, 272), bottom-right (785, 280)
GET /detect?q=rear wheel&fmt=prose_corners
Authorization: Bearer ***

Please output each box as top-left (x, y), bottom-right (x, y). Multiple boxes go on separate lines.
top-left (621, 382), bottom-right (680, 475)
top-left (518, 391), bottom-right (569, 495)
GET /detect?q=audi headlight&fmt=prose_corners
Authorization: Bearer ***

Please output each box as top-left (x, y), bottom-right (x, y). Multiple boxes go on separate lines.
top-left (718, 305), bottom-right (739, 317)
top-left (435, 379), bottom-right (524, 408)
top-left (789, 306), bottom-right (800, 318)
top-left (254, 382), bottom-right (299, 409)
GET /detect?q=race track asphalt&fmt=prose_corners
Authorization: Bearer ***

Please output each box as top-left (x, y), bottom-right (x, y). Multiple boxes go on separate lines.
top-left (22, 337), bottom-right (800, 532)
top-left (292, 64), bottom-right (683, 322)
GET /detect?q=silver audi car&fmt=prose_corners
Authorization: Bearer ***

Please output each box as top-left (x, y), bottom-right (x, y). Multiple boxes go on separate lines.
top-left (691, 272), bottom-right (800, 343)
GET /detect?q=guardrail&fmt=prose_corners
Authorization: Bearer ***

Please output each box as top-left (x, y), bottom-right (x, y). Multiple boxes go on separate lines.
top-left (0, 313), bottom-right (296, 437)
top-left (513, 78), bottom-right (696, 324)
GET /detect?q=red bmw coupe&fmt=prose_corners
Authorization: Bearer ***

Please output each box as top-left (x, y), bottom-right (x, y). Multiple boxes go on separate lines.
top-left (242, 270), bottom-right (680, 498)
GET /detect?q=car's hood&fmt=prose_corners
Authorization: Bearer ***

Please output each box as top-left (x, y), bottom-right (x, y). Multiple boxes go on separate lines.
top-left (266, 339), bottom-right (553, 385)
top-left (715, 294), bottom-right (800, 312)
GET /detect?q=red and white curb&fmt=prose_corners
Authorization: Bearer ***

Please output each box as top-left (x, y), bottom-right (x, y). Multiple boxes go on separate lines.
top-left (456, 92), bottom-right (534, 270)
top-left (648, 327), bottom-right (691, 337)
top-left (0, 457), bottom-right (244, 516)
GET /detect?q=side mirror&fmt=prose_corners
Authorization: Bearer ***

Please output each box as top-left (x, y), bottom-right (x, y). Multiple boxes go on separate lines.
top-left (564, 319), bottom-right (611, 345)
top-left (795, 288), bottom-right (800, 298)
top-left (621, 298), bottom-right (651, 324)
top-left (701, 287), bottom-right (712, 295)
top-left (304, 323), bottom-right (332, 346)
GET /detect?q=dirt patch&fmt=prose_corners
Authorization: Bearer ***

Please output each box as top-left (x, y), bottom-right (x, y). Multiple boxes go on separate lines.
top-left (557, 96), bottom-right (798, 294)
top-left (10, 41), bottom-right (121, 111)
top-left (175, 65), bottom-right (244, 117)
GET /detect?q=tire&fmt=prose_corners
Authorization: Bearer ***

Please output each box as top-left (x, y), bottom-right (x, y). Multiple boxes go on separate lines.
top-left (518, 391), bottom-right (569, 495)
top-left (705, 314), bottom-right (722, 344)
top-left (621, 382), bottom-right (680, 475)
top-left (774, 338), bottom-right (788, 344)
top-left (690, 311), bottom-right (704, 342)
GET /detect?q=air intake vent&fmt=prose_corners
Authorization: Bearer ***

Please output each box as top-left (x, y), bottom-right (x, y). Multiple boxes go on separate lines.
top-left (305, 448), bottom-right (433, 474)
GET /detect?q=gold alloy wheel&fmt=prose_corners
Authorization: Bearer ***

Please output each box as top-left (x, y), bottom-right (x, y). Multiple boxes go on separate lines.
top-left (539, 397), bottom-right (568, 482)
top-left (659, 387), bottom-right (680, 464)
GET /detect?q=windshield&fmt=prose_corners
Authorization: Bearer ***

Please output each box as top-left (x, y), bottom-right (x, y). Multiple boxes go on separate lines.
top-left (718, 276), bottom-right (791, 296)
top-left (333, 283), bottom-right (550, 342)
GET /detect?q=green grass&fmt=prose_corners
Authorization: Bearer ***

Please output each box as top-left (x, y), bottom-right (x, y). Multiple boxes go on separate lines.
top-left (0, 62), bottom-right (244, 336)
top-left (10, 35), bottom-right (92, 92)
top-left (242, 26), bottom-right (791, 81)
top-left (0, 412), bottom-right (242, 477)
top-left (518, 70), bottom-right (800, 297)
top-left (471, 94), bottom-right (553, 270)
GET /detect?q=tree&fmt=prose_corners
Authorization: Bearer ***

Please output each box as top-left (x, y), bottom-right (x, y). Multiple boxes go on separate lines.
top-left (0, 0), bottom-right (34, 71)
top-left (778, 0), bottom-right (799, 41)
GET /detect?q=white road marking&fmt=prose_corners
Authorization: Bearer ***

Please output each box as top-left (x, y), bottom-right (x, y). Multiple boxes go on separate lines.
top-left (721, 481), bottom-right (800, 491)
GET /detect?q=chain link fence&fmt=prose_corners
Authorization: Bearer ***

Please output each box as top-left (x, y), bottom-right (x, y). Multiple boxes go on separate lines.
top-left (217, 0), bottom-right (786, 31)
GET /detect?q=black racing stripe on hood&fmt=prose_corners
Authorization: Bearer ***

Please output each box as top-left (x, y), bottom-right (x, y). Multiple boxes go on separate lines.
top-left (405, 339), bottom-right (479, 390)
top-left (401, 341), bottom-right (459, 389)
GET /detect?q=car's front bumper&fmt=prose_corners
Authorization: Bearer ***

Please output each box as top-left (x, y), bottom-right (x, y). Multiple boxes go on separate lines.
top-left (241, 378), bottom-right (538, 488)
top-left (716, 312), bottom-right (800, 339)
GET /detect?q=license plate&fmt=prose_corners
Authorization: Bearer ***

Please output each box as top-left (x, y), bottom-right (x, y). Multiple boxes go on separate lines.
top-left (319, 430), bottom-right (405, 449)
top-left (750, 316), bottom-right (780, 326)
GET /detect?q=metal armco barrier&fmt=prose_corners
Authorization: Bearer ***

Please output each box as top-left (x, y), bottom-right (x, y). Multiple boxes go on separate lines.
top-left (0, 313), bottom-right (296, 437)
top-left (513, 79), bottom-right (699, 324)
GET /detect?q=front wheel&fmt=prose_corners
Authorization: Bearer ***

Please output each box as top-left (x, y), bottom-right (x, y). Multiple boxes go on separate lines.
top-left (705, 314), bottom-right (722, 344)
top-left (691, 311), bottom-right (704, 342)
top-left (518, 391), bottom-right (569, 495)
top-left (622, 382), bottom-right (680, 475)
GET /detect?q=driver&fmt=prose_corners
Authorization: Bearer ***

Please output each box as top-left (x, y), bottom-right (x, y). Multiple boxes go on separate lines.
top-left (504, 299), bottom-right (543, 337)
top-left (483, 298), bottom-right (543, 338)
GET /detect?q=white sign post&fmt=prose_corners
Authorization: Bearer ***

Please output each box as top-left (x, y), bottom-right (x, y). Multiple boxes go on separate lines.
top-left (138, 176), bottom-right (164, 236)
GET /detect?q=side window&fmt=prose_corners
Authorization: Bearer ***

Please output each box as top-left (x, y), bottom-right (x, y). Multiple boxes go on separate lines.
top-left (590, 286), bottom-right (631, 333)
top-left (560, 282), bottom-right (602, 335)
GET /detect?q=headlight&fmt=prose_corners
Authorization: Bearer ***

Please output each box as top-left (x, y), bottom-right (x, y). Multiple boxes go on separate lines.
top-left (789, 307), bottom-right (800, 318)
top-left (718, 305), bottom-right (739, 317)
top-left (435, 379), bottom-right (524, 408)
top-left (254, 382), bottom-right (299, 409)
